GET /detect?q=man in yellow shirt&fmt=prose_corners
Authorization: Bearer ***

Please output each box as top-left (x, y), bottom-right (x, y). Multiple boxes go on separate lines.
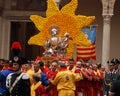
top-left (49, 62), bottom-right (83, 96)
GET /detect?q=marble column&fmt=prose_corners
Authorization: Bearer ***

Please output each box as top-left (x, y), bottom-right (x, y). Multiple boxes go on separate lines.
top-left (0, 17), bottom-right (2, 58)
top-left (102, 15), bottom-right (112, 71)
top-left (0, 17), bottom-right (11, 59)
top-left (101, 0), bottom-right (116, 71)
top-left (0, 0), bottom-right (11, 59)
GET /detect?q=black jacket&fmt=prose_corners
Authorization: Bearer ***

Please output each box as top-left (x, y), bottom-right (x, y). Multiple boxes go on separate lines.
top-left (6, 72), bottom-right (31, 96)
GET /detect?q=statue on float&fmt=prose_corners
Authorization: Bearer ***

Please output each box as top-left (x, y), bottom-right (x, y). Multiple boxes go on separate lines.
top-left (57, 32), bottom-right (69, 57)
top-left (43, 26), bottom-right (69, 57)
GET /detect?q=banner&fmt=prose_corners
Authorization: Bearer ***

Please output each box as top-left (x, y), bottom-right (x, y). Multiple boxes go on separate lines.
top-left (76, 25), bottom-right (96, 62)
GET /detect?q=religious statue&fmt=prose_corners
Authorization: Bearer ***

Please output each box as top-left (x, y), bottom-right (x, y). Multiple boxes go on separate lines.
top-left (50, 27), bottom-right (59, 52)
top-left (43, 26), bottom-right (59, 56)
top-left (57, 32), bottom-right (69, 57)
top-left (43, 37), bottom-right (54, 56)
top-left (43, 26), bottom-right (69, 57)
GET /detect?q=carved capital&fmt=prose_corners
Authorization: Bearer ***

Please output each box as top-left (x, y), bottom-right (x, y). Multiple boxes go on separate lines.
top-left (102, 0), bottom-right (116, 15)
top-left (103, 15), bottom-right (112, 24)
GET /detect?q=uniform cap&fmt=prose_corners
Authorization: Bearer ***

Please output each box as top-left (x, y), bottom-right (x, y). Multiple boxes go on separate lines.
top-left (11, 41), bottom-right (22, 56)
top-left (12, 57), bottom-right (28, 65)
top-left (107, 60), bottom-right (114, 66)
top-left (111, 58), bottom-right (120, 65)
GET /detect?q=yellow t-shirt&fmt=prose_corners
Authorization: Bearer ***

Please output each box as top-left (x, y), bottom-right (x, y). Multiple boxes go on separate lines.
top-left (51, 70), bottom-right (82, 91)
top-left (27, 69), bottom-right (34, 85)
top-left (31, 82), bottom-right (41, 96)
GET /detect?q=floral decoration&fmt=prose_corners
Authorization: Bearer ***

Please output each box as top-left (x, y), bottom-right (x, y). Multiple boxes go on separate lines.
top-left (28, 0), bottom-right (95, 58)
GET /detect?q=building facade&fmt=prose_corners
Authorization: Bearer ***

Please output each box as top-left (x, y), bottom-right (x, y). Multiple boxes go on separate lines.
top-left (0, 0), bottom-right (120, 69)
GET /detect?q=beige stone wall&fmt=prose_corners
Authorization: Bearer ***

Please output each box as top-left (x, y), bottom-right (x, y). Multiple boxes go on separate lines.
top-left (76, 0), bottom-right (120, 62)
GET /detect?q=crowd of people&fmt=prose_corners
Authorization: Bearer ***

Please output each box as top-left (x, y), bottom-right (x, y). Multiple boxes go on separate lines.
top-left (0, 57), bottom-right (120, 96)
top-left (0, 41), bottom-right (120, 96)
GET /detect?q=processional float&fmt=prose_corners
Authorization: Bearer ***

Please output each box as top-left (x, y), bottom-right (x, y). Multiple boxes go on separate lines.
top-left (28, 0), bottom-right (95, 62)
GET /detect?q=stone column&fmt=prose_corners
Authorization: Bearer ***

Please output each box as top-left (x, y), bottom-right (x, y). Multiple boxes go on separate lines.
top-left (0, 17), bottom-right (11, 59)
top-left (0, 0), bottom-right (11, 59)
top-left (0, 17), bottom-right (2, 58)
top-left (101, 0), bottom-right (116, 71)
top-left (102, 15), bottom-right (112, 71)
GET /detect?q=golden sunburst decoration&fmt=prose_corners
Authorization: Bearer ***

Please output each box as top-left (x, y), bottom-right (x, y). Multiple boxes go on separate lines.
top-left (28, 0), bottom-right (95, 58)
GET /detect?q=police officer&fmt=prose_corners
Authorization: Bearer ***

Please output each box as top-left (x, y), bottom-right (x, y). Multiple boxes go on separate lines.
top-left (104, 61), bottom-right (114, 96)
top-left (109, 73), bottom-right (120, 96)
top-left (110, 58), bottom-right (120, 83)
top-left (6, 57), bottom-right (31, 96)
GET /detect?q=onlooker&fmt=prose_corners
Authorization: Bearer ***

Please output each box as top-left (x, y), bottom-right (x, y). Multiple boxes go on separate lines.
top-left (31, 73), bottom-right (48, 96)
top-left (2, 60), bottom-right (9, 70)
top-left (0, 64), bottom-right (3, 72)
top-left (0, 60), bottom-right (14, 96)
top-left (0, 59), bottom-right (4, 71)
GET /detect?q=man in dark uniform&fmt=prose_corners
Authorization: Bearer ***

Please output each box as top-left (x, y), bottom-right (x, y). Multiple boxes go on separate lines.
top-left (111, 58), bottom-right (120, 82)
top-left (109, 74), bottom-right (120, 96)
top-left (6, 57), bottom-right (31, 96)
top-left (104, 61), bottom-right (115, 96)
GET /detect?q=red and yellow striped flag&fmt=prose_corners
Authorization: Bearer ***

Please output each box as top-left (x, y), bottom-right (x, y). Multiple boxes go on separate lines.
top-left (76, 25), bottom-right (96, 62)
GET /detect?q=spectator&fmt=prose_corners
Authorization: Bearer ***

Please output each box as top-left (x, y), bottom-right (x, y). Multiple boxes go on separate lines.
top-left (31, 73), bottom-right (48, 96)
top-left (0, 60), bottom-right (14, 96)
